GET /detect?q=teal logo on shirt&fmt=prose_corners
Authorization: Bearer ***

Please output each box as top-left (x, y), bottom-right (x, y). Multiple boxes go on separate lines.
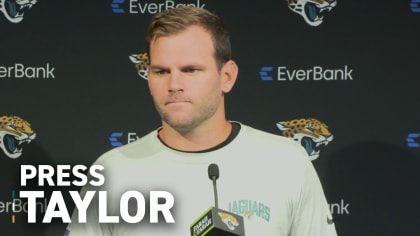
top-left (228, 200), bottom-right (270, 222)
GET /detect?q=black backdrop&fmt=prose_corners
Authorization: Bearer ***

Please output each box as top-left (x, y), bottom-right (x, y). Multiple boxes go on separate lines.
top-left (1, 0), bottom-right (420, 235)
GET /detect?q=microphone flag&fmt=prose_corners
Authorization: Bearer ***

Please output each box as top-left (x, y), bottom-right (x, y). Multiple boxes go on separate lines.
top-left (190, 207), bottom-right (245, 236)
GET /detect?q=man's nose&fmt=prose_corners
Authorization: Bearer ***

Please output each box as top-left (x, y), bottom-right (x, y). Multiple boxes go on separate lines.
top-left (168, 71), bottom-right (184, 93)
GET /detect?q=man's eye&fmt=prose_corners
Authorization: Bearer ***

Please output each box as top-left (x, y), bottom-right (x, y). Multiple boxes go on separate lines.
top-left (153, 70), bottom-right (168, 75)
top-left (184, 68), bottom-right (199, 74)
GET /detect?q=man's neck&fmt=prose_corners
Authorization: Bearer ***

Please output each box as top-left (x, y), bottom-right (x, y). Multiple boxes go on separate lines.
top-left (158, 120), bottom-right (232, 152)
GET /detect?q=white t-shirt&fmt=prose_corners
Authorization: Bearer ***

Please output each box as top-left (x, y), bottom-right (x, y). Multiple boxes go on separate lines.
top-left (67, 123), bottom-right (337, 236)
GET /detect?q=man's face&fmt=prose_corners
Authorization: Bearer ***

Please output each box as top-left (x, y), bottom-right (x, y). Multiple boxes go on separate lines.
top-left (148, 25), bottom-right (225, 132)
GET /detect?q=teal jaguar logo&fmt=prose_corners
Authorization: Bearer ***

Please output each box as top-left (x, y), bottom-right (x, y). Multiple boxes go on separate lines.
top-left (0, 115), bottom-right (36, 159)
top-left (0, 0), bottom-right (38, 23)
top-left (286, 0), bottom-right (337, 27)
top-left (277, 118), bottom-right (333, 160)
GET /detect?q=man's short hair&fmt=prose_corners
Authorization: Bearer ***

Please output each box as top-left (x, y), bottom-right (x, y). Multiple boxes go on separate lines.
top-left (146, 7), bottom-right (232, 69)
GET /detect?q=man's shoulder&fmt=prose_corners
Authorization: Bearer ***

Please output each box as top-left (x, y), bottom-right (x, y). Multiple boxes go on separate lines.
top-left (95, 129), bottom-right (160, 165)
top-left (240, 124), bottom-right (303, 148)
top-left (236, 123), bottom-right (312, 178)
top-left (237, 123), bottom-right (309, 160)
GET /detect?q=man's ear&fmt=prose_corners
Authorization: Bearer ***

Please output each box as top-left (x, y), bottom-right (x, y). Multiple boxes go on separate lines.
top-left (221, 60), bottom-right (238, 93)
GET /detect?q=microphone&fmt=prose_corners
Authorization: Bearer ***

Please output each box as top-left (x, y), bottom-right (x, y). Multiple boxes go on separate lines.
top-left (208, 163), bottom-right (219, 209)
top-left (190, 163), bottom-right (245, 236)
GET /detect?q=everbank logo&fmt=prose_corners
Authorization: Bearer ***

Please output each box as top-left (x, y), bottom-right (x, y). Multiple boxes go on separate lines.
top-left (0, 63), bottom-right (56, 79)
top-left (410, 0), bottom-right (420, 12)
top-left (260, 65), bottom-right (354, 81)
top-left (111, 0), bottom-right (205, 14)
top-left (109, 132), bottom-right (140, 147)
top-left (406, 133), bottom-right (420, 148)
top-left (0, 190), bottom-right (48, 223)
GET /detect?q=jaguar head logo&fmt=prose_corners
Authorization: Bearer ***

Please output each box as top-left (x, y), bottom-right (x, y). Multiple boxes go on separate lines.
top-left (277, 118), bottom-right (333, 160)
top-left (218, 212), bottom-right (239, 231)
top-left (0, 0), bottom-right (37, 23)
top-left (0, 115), bottom-right (36, 159)
top-left (129, 53), bottom-right (149, 80)
top-left (286, 0), bottom-right (337, 27)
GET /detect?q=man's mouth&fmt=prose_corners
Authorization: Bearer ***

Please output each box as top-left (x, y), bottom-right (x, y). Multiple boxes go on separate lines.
top-left (165, 100), bottom-right (190, 105)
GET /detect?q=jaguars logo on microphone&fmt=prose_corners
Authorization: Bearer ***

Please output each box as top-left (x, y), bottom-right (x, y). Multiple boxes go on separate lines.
top-left (0, 0), bottom-right (38, 23)
top-left (218, 212), bottom-right (239, 231)
top-left (0, 115), bottom-right (36, 159)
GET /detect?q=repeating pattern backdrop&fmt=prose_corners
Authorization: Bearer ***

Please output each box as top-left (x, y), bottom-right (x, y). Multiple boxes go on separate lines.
top-left (1, 0), bottom-right (420, 235)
